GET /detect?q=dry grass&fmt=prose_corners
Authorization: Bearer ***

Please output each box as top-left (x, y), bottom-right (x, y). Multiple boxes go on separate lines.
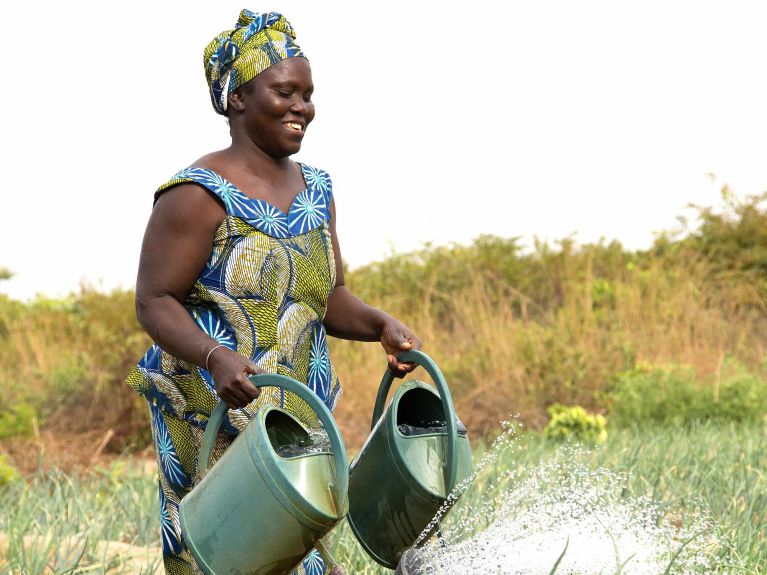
top-left (332, 253), bottom-right (767, 444)
top-left (2, 224), bottom-right (767, 462)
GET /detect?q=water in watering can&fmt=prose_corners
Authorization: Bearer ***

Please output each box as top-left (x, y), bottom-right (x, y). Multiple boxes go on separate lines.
top-left (397, 418), bottom-right (468, 437)
top-left (275, 429), bottom-right (332, 458)
top-left (400, 420), bottom-right (722, 575)
top-left (179, 375), bottom-right (348, 575)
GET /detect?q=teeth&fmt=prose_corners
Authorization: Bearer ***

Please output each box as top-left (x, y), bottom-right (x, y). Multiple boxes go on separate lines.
top-left (286, 122), bottom-right (303, 131)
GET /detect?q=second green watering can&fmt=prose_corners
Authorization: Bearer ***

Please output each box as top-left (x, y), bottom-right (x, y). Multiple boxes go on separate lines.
top-left (179, 374), bottom-right (348, 575)
top-left (347, 350), bottom-right (473, 568)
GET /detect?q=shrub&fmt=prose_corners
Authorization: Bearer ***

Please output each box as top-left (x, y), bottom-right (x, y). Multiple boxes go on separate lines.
top-left (544, 404), bottom-right (607, 444)
top-left (47, 353), bottom-right (91, 407)
top-left (0, 403), bottom-right (36, 439)
top-left (607, 360), bottom-right (767, 426)
top-left (0, 454), bottom-right (20, 486)
top-left (607, 364), bottom-right (703, 426)
top-left (715, 360), bottom-right (767, 422)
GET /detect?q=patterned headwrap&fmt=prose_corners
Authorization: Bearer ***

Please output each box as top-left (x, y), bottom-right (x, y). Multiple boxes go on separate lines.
top-left (204, 10), bottom-right (305, 115)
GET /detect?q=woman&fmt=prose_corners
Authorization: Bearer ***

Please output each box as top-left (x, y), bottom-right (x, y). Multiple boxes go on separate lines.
top-left (125, 10), bottom-right (421, 575)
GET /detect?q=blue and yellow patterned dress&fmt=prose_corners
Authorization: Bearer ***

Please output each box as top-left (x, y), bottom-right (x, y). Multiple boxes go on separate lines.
top-left (125, 162), bottom-right (341, 575)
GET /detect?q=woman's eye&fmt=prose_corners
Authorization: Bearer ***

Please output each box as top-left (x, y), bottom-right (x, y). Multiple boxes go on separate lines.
top-left (276, 89), bottom-right (292, 97)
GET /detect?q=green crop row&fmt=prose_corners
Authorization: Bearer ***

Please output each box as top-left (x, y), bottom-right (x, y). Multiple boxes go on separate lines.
top-left (1, 422), bottom-right (764, 573)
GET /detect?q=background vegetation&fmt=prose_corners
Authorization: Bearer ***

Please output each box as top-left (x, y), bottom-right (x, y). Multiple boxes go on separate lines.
top-left (1, 190), bottom-right (767, 467)
top-left (1, 191), bottom-right (766, 572)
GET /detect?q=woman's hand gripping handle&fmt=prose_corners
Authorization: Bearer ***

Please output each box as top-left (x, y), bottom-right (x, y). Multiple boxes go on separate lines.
top-left (206, 345), bottom-right (263, 409)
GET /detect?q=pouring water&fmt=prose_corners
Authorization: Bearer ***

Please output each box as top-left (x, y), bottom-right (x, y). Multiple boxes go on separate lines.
top-left (396, 422), bottom-right (720, 575)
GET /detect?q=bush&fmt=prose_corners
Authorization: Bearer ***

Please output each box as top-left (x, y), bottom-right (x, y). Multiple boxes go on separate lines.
top-left (607, 360), bottom-right (767, 426)
top-left (544, 404), bottom-right (607, 444)
top-left (0, 403), bottom-right (36, 439)
top-left (715, 361), bottom-right (767, 422)
top-left (0, 454), bottom-right (20, 485)
top-left (607, 364), bottom-right (702, 426)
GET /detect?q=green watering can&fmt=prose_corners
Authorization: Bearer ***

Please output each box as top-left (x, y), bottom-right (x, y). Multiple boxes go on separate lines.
top-left (179, 374), bottom-right (349, 575)
top-left (346, 350), bottom-right (473, 568)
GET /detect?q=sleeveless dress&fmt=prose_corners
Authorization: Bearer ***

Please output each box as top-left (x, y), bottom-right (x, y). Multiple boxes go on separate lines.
top-left (125, 162), bottom-right (341, 575)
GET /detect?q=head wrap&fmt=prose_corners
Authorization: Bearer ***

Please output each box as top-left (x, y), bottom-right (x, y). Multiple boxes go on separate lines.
top-left (204, 10), bottom-right (305, 115)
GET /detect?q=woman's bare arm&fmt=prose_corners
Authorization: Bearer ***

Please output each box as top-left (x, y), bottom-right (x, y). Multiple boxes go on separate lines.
top-left (322, 199), bottom-right (421, 375)
top-left (135, 185), bottom-right (261, 408)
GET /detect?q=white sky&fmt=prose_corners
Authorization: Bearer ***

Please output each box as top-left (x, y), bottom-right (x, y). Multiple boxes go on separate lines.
top-left (2, 1), bottom-right (766, 300)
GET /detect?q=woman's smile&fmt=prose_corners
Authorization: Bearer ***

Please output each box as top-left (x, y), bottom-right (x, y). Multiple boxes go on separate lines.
top-left (283, 121), bottom-right (305, 134)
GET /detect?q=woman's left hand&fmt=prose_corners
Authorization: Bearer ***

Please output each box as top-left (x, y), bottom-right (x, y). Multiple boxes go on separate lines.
top-left (380, 317), bottom-right (422, 378)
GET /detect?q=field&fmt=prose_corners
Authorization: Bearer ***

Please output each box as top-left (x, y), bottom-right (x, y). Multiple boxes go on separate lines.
top-left (1, 193), bottom-right (767, 572)
top-left (1, 422), bottom-right (764, 574)
top-left (3, 192), bottom-right (767, 467)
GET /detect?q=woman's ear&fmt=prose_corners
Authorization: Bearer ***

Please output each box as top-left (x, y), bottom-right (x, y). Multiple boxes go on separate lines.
top-left (228, 89), bottom-right (246, 113)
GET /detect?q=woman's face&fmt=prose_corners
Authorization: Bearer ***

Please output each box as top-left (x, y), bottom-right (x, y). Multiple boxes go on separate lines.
top-left (231, 57), bottom-right (315, 158)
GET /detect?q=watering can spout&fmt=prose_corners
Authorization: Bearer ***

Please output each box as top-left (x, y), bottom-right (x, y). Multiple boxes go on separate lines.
top-left (394, 547), bottom-right (424, 575)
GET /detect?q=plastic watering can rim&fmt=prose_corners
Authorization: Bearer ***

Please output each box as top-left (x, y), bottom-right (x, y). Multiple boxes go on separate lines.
top-left (260, 406), bottom-right (334, 460)
top-left (197, 373), bottom-right (348, 507)
top-left (371, 350), bottom-right (459, 494)
top-left (390, 381), bottom-right (466, 440)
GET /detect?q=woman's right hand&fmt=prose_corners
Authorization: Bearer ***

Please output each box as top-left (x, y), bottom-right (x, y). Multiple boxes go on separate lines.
top-left (207, 346), bottom-right (263, 409)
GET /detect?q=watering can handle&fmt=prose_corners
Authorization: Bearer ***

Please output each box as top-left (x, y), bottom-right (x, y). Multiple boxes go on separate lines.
top-left (198, 374), bottom-right (348, 508)
top-left (371, 350), bottom-right (459, 494)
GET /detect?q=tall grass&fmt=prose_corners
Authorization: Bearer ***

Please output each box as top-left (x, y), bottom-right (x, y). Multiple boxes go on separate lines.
top-left (0, 289), bottom-right (151, 454)
top-left (331, 244), bottom-right (767, 444)
top-left (1, 193), bottom-right (766, 457)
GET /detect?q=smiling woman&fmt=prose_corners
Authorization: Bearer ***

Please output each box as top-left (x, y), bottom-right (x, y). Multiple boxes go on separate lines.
top-left (123, 9), bottom-right (421, 575)
top-left (229, 58), bottom-right (315, 164)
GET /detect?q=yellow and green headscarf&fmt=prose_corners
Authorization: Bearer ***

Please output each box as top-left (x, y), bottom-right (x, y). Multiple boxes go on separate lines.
top-left (204, 10), bottom-right (305, 115)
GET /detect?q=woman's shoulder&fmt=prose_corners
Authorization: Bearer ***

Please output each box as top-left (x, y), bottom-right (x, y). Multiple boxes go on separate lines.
top-left (298, 162), bottom-right (333, 200)
top-left (154, 151), bottom-right (234, 203)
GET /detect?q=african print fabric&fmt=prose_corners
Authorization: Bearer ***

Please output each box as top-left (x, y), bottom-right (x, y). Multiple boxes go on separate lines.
top-left (126, 162), bottom-right (340, 574)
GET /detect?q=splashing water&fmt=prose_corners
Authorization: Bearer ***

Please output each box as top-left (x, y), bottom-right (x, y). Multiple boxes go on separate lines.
top-left (407, 421), bottom-right (721, 575)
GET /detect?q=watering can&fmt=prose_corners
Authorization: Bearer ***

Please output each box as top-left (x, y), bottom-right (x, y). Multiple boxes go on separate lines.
top-left (346, 350), bottom-right (473, 568)
top-left (179, 373), bottom-right (349, 575)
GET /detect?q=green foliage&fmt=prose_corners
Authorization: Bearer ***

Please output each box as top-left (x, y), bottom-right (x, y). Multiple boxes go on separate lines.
top-left (590, 278), bottom-right (616, 309)
top-left (504, 423), bottom-right (767, 573)
top-left (0, 403), bottom-right (36, 439)
top-left (607, 359), bottom-right (767, 427)
top-left (0, 460), bottom-right (160, 573)
top-left (2, 425), bottom-right (764, 573)
top-left (544, 404), bottom-right (607, 444)
top-left (607, 363), bottom-right (699, 426)
top-left (0, 454), bottom-right (19, 486)
top-left (660, 189), bottom-right (767, 308)
top-left (2, 192), bottom-right (767, 448)
top-left (715, 359), bottom-right (767, 422)
top-left (47, 352), bottom-right (91, 404)
top-left (0, 285), bottom-right (151, 450)
top-left (687, 189), bottom-right (767, 280)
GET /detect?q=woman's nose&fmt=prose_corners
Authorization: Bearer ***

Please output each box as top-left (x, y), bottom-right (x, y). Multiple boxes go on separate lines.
top-left (289, 98), bottom-right (309, 114)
